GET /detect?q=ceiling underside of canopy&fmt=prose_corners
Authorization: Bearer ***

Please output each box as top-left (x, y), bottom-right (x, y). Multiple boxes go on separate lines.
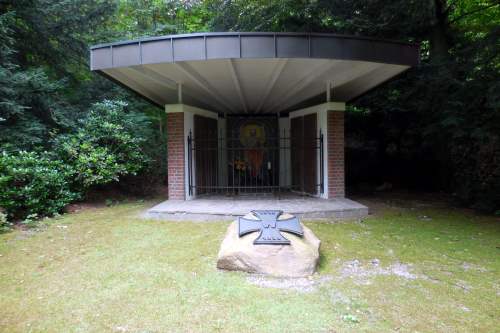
top-left (91, 33), bottom-right (419, 114)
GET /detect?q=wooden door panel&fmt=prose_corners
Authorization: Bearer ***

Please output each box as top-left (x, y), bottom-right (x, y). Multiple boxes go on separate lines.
top-left (303, 113), bottom-right (317, 194)
top-left (291, 116), bottom-right (303, 191)
top-left (290, 114), bottom-right (317, 195)
top-left (194, 115), bottom-right (218, 194)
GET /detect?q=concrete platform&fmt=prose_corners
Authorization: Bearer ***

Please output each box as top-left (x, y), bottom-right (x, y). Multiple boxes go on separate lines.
top-left (145, 196), bottom-right (368, 221)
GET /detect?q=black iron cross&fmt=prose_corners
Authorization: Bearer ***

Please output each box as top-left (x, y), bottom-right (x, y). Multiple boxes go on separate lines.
top-left (238, 210), bottom-right (303, 245)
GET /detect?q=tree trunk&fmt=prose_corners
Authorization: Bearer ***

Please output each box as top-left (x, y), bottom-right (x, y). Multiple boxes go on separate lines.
top-left (429, 0), bottom-right (450, 62)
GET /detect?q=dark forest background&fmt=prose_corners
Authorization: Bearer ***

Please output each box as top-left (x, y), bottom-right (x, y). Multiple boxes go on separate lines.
top-left (0, 0), bottom-right (499, 224)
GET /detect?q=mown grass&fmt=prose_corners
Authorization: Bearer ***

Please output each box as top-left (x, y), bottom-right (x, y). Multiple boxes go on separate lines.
top-left (0, 199), bottom-right (499, 332)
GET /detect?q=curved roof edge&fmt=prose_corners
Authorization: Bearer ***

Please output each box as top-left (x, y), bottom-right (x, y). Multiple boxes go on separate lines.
top-left (90, 32), bottom-right (419, 71)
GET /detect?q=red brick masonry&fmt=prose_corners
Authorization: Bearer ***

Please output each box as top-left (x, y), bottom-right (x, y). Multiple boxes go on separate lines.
top-left (167, 112), bottom-right (185, 200)
top-left (327, 111), bottom-right (345, 198)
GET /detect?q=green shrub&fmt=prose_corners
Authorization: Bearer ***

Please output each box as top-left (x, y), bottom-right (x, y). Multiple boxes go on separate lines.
top-left (0, 151), bottom-right (79, 220)
top-left (0, 210), bottom-right (11, 233)
top-left (0, 100), bottom-right (154, 221)
top-left (54, 100), bottom-right (149, 189)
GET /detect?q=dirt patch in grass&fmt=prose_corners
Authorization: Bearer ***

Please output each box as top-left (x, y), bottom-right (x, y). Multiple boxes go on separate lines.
top-left (460, 261), bottom-right (488, 272)
top-left (339, 259), bottom-right (426, 285)
top-left (246, 259), bottom-right (427, 292)
top-left (246, 274), bottom-right (333, 293)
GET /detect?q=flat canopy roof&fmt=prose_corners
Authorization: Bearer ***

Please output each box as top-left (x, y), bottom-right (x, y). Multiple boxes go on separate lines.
top-left (90, 32), bottom-right (419, 113)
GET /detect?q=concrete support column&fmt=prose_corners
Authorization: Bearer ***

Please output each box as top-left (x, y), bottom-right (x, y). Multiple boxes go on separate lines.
top-left (167, 112), bottom-right (185, 200)
top-left (327, 111), bottom-right (345, 198)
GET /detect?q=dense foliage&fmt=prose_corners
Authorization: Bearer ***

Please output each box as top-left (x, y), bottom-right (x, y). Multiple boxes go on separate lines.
top-left (0, 2), bottom-right (168, 223)
top-left (0, 0), bottom-right (498, 224)
top-left (0, 100), bottom-right (154, 221)
top-left (0, 210), bottom-right (10, 233)
top-left (0, 151), bottom-right (78, 220)
top-left (54, 100), bottom-right (150, 188)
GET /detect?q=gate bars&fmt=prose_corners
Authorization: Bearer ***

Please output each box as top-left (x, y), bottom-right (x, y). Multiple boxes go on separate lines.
top-left (187, 130), bottom-right (323, 197)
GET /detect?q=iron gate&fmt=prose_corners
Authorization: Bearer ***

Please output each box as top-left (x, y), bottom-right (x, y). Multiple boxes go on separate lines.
top-left (187, 130), bottom-right (323, 197)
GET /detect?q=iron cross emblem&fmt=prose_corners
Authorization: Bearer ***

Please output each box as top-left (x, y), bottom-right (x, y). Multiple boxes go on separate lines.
top-left (238, 210), bottom-right (303, 245)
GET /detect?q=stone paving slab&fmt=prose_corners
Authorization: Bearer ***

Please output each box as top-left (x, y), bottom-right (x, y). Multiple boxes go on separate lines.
top-left (144, 197), bottom-right (369, 221)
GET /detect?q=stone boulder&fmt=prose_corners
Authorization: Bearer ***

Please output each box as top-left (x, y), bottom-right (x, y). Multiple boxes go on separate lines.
top-left (216, 214), bottom-right (321, 277)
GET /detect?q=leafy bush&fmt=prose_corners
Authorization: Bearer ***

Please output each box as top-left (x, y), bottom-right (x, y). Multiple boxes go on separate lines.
top-left (0, 210), bottom-right (11, 233)
top-left (0, 151), bottom-right (78, 220)
top-left (54, 100), bottom-right (150, 189)
top-left (0, 100), bottom-right (155, 222)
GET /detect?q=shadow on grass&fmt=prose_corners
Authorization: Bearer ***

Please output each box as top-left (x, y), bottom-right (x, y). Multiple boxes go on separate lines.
top-left (317, 250), bottom-right (329, 272)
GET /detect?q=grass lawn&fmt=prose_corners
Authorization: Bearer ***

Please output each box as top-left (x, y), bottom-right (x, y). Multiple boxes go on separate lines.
top-left (0, 198), bottom-right (499, 332)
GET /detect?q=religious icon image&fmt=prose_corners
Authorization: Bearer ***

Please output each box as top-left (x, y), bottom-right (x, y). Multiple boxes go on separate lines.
top-left (239, 122), bottom-right (266, 177)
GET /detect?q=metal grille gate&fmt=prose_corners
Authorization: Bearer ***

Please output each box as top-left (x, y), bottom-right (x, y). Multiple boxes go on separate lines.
top-left (187, 130), bottom-right (323, 197)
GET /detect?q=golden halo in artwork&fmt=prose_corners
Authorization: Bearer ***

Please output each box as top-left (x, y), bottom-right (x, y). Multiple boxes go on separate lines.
top-left (239, 123), bottom-right (266, 148)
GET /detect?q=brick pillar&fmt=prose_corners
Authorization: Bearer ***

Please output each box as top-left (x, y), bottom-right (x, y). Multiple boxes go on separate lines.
top-left (327, 111), bottom-right (345, 198)
top-left (167, 112), bottom-right (185, 200)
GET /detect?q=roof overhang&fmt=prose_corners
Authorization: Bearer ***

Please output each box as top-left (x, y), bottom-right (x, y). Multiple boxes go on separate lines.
top-left (90, 32), bottom-right (419, 113)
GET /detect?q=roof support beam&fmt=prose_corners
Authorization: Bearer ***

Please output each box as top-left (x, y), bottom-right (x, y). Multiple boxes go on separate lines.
top-left (267, 61), bottom-right (339, 113)
top-left (277, 62), bottom-right (382, 112)
top-left (227, 59), bottom-right (248, 113)
top-left (173, 62), bottom-right (234, 113)
top-left (129, 66), bottom-right (208, 107)
top-left (177, 83), bottom-right (183, 103)
top-left (326, 80), bottom-right (333, 102)
top-left (130, 66), bottom-right (178, 90)
top-left (255, 59), bottom-right (288, 114)
top-left (335, 64), bottom-right (407, 102)
top-left (108, 69), bottom-right (166, 105)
